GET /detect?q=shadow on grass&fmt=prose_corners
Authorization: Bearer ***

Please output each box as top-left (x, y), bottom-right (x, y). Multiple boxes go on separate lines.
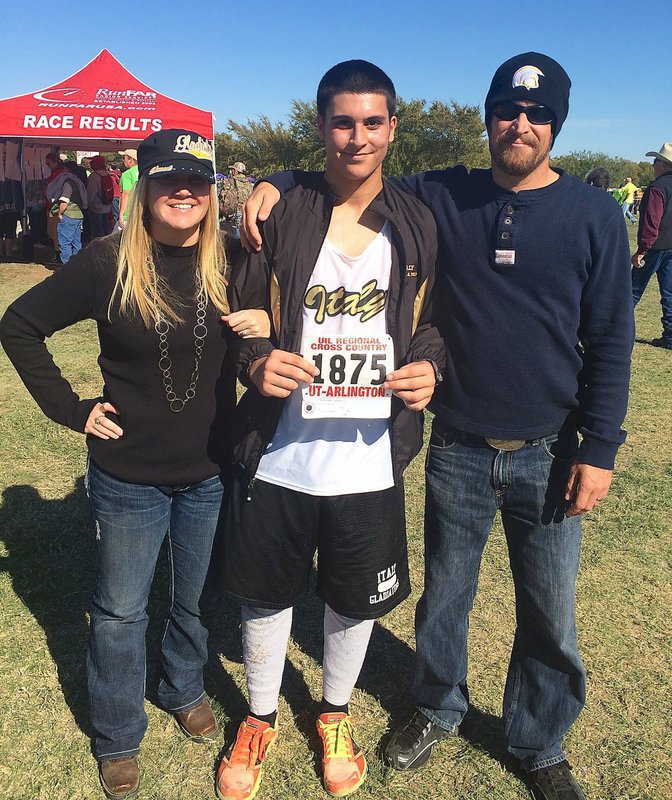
top-left (635, 336), bottom-right (670, 349)
top-left (0, 479), bottom-right (246, 753)
top-left (0, 480), bottom-right (94, 738)
top-left (1, 481), bottom-right (514, 772)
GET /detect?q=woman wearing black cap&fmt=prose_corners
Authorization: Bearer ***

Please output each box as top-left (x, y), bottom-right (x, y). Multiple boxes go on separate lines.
top-left (0, 129), bottom-right (268, 799)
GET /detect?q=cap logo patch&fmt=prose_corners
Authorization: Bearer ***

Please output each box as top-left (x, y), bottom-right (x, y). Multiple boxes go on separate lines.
top-left (148, 165), bottom-right (175, 175)
top-left (512, 66), bottom-right (544, 90)
top-left (173, 134), bottom-right (213, 161)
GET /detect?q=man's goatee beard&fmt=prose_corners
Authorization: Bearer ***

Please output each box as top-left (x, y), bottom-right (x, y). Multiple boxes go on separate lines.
top-left (490, 136), bottom-right (551, 177)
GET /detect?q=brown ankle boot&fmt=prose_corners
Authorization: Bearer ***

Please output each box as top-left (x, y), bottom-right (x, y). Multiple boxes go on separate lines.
top-left (174, 697), bottom-right (219, 742)
top-left (98, 756), bottom-right (139, 799)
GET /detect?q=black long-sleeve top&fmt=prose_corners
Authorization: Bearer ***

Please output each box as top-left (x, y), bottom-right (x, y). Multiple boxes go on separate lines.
top-left (0, 234), bottom-right (237, 486)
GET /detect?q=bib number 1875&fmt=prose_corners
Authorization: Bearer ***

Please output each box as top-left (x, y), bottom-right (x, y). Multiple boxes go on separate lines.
top-left (311, 352), bottom-right (387, 386)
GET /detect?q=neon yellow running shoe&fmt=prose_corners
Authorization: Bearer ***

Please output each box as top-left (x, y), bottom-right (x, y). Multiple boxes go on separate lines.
top-left (316, 713), bottom-right (367, 797)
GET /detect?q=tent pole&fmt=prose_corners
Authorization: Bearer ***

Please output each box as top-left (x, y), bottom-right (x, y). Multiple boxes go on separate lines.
top-left (20, 138), bottom-right (27, 261)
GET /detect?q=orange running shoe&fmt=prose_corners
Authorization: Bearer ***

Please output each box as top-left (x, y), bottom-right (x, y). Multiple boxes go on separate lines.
top-left (216, 716), bottom-right (278, 800)
top-left (316, 712), bottom-right (367, 797)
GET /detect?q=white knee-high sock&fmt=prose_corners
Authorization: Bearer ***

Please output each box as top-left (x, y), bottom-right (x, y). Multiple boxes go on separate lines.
top-left (242, 605), bottom-right (293, 717)
top-left (322, 605), bottom-right (375, 707)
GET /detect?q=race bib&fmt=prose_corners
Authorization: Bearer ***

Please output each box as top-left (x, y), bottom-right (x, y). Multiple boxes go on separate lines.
top-left (301, 333), bottom-right (394, 419)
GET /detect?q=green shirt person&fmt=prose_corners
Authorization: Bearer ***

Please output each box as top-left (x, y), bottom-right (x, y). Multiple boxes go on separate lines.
top-left (118, 149), bottom-right (139, 227)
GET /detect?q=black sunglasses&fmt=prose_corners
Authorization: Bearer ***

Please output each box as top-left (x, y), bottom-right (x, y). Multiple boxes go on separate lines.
top-left (492, 102), bottom-right (555, 125)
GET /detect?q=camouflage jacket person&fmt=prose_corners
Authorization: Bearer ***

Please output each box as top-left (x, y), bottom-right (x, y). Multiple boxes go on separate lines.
top-left (219, 175), bottom-right (253, 219)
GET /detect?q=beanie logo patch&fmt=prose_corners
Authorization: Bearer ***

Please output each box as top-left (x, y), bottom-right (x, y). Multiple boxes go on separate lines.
top-left (511, 66), bottom-right (544, 90)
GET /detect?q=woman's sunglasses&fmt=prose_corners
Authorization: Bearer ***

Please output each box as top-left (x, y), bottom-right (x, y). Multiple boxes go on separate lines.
top-left (492, 102), bottom-right (555, 125)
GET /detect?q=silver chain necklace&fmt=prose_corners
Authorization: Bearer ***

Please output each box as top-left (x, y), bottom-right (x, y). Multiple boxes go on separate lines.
top-left (148, 256), bottom-right (208, 413)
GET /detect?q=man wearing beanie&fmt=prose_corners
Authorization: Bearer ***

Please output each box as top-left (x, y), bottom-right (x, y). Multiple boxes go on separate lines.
top-left (243, 51), bottom-right (634, 800)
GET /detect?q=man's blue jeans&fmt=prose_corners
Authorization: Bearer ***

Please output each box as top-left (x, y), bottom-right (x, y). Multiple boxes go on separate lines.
top-left (412, 419), bottom-right (585, 772)
top-left (85, 459), bottom-right (224, 760)
top-left (57, 215), bottom-right (82, 263)
top-left (632, 248), bottom-right (672, 347)
top-left (621, 201), bottom-right (636, 223)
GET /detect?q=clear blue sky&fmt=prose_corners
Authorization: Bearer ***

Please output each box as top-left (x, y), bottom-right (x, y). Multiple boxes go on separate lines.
top-left (4, 0), bottom-right (669, 163)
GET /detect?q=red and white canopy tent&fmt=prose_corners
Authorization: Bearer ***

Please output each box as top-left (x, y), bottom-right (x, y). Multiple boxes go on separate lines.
top-left (0, 48), bottom-right (214, 150)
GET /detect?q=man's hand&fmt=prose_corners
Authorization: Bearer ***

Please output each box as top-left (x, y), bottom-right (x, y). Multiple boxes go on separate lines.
top-left (564, 462), bottom-right (613, 516)
top-left (383, 360), bottom-right (437, 412)
top-left (248, 350), bottom-right (319, 398)
top-left (241, 183), bottom-right (281, 252)
top-left (631, 252), bottom-right (645, 268)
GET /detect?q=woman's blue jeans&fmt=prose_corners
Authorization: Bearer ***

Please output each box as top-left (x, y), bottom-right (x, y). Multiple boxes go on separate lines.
top-left (412, 419), bottom-right (585, 772)
top-left (85, 459), bottom-right (223, 760)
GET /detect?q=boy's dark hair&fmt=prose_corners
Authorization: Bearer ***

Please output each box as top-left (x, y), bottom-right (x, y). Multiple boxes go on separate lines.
top-left (317, 60), bottom-right (396, 118)
top-left (585, 167), bottom-right (610, 190)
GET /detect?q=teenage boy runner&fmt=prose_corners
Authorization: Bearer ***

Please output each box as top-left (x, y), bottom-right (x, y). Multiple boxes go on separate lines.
top-left (216, 60), bottom-right (444, 800)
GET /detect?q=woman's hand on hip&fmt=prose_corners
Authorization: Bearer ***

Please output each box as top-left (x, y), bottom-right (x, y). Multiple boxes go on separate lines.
top-left (84, 401), bottom-right (123, 440)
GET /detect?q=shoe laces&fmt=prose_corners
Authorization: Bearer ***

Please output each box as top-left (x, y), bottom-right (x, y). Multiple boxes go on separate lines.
top-left (320, 715), bottom-right (356, 760)
top-left (543, 761), bottom-right (578, 798)
top-left (228, 718), bottom-right (272, 770)
top-left (404, 710), bottom-right (432, 741)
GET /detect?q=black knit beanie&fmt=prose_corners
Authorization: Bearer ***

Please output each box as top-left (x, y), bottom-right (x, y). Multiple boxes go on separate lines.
top-left (484, 52), bottom-right (571, 144)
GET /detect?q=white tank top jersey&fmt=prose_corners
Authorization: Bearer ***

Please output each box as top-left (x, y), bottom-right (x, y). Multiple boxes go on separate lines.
top-left (256, 221), bottom-right (395, 496)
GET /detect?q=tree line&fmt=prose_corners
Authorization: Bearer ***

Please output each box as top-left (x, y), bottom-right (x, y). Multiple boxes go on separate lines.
top-left (215, 99), bottom-right (654, 188)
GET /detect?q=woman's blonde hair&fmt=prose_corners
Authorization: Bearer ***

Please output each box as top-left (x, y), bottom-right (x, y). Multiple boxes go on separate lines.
top-left (109, 176), bottom-right (229, 326)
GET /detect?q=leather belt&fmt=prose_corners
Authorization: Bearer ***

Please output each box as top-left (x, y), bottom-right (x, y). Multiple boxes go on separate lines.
top-left (484, 438), bottom-right (527, 451)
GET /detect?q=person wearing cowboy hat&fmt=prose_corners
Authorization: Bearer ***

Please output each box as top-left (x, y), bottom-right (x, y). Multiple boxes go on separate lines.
top-left (631, 143), bottom-right (672, 350)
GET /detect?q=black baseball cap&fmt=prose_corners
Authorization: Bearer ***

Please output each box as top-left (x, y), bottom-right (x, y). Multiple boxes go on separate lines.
top-left (137, 129), bottom-right (215, 184)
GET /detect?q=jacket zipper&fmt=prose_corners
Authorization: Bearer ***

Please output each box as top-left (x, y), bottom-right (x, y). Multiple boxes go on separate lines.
top-left (245, 215), bottom-right (331, 500)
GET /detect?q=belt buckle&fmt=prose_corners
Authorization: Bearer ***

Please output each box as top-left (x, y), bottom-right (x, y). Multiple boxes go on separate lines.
top-left (485, 437), bottom-right (526, 452)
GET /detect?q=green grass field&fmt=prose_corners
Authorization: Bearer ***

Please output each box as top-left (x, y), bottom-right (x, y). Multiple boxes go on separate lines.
top-left (1, 234), bottom-right (670, 799)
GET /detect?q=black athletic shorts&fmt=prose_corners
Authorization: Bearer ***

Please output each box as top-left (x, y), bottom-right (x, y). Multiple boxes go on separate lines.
top-left (218, 473), bottom-right (411, 620)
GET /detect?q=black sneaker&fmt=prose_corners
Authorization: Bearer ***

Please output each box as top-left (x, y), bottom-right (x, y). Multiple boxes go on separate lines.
top-left (528, 760), bottom-right (586, 800)
top-left (381, 709), bottom-right (455, 771)
top-left (650, 337), bottom-right (672, 350)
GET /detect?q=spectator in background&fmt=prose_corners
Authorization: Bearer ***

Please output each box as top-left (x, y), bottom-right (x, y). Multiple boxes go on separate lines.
top-left (585, 166), bottom-right (610, 190)
top-left (632, 143), bottom-right (672, 350)
top-left (621, 176), bottom-right (638, 223)
top-left (218, 161), bottom-right (252, 237)
top-left (633, 186), bottom-right (644, 215)
top-left (45, 152), bottom-right (64, 262)
top-left (87, 156), bottom-right (114, 238)
top-left (109, 162), bottom-right (122, 226)
top-left (0, 210), bottom-right (20, 259)
top-left (48, 160), bottom-right (87, 264)
top-left (118, 149), bottom-right (139, 228)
